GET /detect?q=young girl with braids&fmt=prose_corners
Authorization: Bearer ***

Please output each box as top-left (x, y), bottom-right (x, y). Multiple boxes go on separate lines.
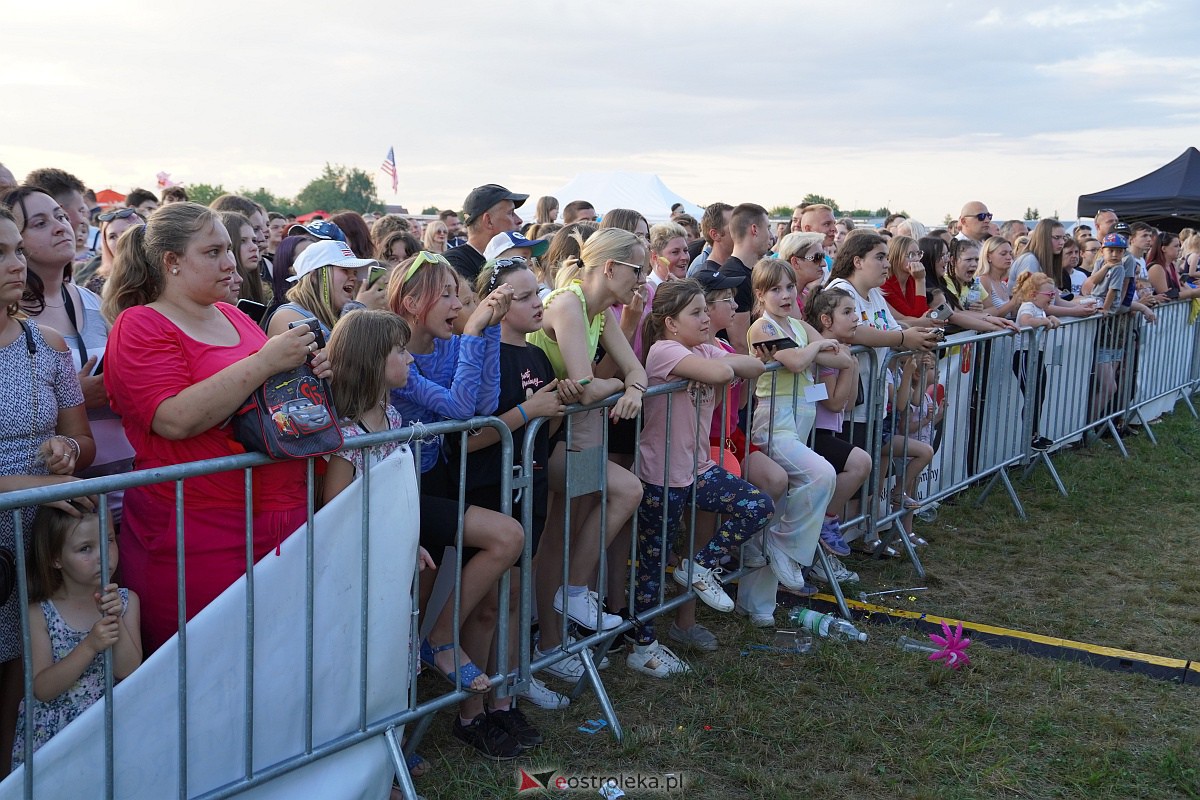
top-left (628, 279), bottom-right (770, 679)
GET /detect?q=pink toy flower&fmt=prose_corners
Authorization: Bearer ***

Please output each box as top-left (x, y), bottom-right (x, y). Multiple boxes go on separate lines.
top-left (928, 620), bottom-right (971, 669)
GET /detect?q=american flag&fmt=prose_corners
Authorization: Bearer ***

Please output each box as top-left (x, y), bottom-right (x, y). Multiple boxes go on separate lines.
top-left (380, 147), bottom-right (398, 194)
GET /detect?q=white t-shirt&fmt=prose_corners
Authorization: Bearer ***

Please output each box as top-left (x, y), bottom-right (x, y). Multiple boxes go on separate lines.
top-left (1016, 301), bottom-right (1047, 352)
top-left (827, 277), bottom-right (900, 422)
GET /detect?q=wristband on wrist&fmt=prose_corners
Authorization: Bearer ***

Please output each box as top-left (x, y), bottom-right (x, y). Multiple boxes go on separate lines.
top-left (516, 404), bottom-right (528, 423)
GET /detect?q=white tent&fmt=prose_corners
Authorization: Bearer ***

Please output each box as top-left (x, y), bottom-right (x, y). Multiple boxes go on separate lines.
top-left (545, 171), bottom-right (705, 223)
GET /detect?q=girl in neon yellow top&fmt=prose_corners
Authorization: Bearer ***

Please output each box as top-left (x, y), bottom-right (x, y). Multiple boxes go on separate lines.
top-left (523, 229), bottom-right (650, 662)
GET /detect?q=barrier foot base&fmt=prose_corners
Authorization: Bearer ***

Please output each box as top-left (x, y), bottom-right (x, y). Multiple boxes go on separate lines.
top-left (889, 517), bottom-right (926, 580)
top-left (1132, 410), bottom-right (1159, 446)
top-left (1107, 419), bottom-right (1129, 459)
top-left (1024, 450), bottom-right (1068, 497)
top-left (976, 469), bottom-right (1025, 520)
top-left (574, 647), bottom-right (624, 743)
top-left (813, 548), bottom-right (854, 617)
top-left (1181, 391), bottom-right (1198, 420)
top-left (385, 725), bottom-right (423, 800)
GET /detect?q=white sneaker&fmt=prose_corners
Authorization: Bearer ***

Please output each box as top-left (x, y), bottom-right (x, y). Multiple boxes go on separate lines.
top-left (809, 556), bottom-right (859, 585)
top-left (763, 532), bottom-right (807, 591)
top-left (519, 677), bottom-right (570, 709)
top-left (534, 645), bottom-right (584, 682)
top-left (553, 587), bottom-right (623, 630)
top-left (672, 562), bottom-right (734, 612)
top-left (740, 534), bottom-right (767, 569)
top-left (565, 633), bottom-right (610, 670)
top-left (626, 640), bottom-right (692, 679)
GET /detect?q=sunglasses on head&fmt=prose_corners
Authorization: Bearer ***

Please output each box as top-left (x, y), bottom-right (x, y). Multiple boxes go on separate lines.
top-left (98, 208), bottom-right (141, 223)
top-left (402, 250), bottom-right (450, 284)
top-left (486, 256), bottom-right (528, 291)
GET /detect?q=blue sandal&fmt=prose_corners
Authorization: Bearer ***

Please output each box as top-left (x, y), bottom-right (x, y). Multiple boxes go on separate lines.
top-left (406, 751), bottom-right (429, 778)
top-left (419, 639), bottom-right (490, 694)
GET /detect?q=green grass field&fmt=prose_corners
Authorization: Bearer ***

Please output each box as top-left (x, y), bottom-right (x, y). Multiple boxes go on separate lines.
top-left (410, 412), bottom-right (1200, 800)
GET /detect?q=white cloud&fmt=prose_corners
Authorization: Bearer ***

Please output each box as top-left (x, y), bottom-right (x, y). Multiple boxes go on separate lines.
top-left (1026, 0), bottom-right (1162, 26)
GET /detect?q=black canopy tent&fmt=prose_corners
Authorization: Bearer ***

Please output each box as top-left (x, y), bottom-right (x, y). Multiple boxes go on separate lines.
top-left (1077, 147), bottom-right (1200, 230)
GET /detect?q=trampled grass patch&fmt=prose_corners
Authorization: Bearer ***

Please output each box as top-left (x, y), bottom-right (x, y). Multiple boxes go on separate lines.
top-left (411, 412), bottom-right (1200, 800)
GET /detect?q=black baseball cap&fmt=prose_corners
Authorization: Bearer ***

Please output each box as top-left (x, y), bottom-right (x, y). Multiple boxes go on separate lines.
top-left (462, 184), bottom-right (528, 224)
top-left (694, 268), bottom-right (744, 292)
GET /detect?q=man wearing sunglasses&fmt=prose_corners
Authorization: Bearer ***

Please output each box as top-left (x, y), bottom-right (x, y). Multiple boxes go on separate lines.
top-left (445, 183), bottom-right (528, 284)
top-left (955, 201), bottom-right (993, 244)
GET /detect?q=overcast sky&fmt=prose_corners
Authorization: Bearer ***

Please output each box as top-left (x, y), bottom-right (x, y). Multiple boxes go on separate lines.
top-left (5, 0), bottom-right (1199, 223)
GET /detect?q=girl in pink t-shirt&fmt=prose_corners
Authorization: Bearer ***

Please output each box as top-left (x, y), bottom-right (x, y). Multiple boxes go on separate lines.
top-left (628, 281), bottom-right (770, 680)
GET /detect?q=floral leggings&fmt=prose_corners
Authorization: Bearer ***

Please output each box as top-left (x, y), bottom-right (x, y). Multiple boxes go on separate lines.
top-left (633, 465), bottom-right (774, 644)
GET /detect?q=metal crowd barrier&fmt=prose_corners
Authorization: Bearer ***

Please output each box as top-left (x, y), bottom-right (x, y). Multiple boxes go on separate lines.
top-left (4, 303), bottom-right (1199, 799)
top-left (0, 416), bottom-right (513, 800)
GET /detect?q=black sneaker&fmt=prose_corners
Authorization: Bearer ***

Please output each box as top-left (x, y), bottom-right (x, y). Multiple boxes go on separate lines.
top-left (1031, 435), bottom-right (1054, 451)
top-left (488, 706), bottom-right (543, 749)
top-left (453, 713), bottom-right (522, 760)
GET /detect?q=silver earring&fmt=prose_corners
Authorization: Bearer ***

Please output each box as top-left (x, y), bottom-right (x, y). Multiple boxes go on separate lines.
top-left (171, 268), bottom-right (180, 275)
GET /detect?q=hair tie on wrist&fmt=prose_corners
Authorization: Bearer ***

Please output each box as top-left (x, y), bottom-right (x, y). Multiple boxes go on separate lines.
top-left (516, 404), bottom-right (528, 423)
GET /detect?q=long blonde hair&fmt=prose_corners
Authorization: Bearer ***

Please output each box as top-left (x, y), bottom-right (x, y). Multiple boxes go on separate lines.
top-left (554, 227), bottom-right (645, 290)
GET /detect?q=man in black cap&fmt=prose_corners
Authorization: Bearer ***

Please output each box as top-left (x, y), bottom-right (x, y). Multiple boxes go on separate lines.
top-left (444, 183), bottom-right (527, 283)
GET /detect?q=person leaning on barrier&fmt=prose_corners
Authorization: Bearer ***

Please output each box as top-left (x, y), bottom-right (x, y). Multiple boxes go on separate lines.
top-left (387, 250), bottom-right (537, 760)
top-left (6, 187), bottom-right (137, 495)
top-left (524, 228), bottom-right (648, 677)
top-left (1011, 219), bottom-right (1098, 320)
top-left (102, 202), bottom-right (330, 652)
top-left (0, 205), bottom-right (97, 775)
top-left (1146, 231), bottom-right (1200, 300)
top-left (627, 279), bottom-right (772, 678)
top-left (923, 238), bottom-right (1020, 333)
top-left (977, 236), bottom-right (1021, 319)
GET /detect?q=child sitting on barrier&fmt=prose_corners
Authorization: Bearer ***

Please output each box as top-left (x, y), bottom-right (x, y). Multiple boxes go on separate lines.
top-left (14, 507), bottom-right (142, 765)
top-left (883, 353), bottom-right (936, 547)
top-left (524, 229), bottom-right (647, 682)
top-left (742, 259), bottom-right (851, 609)
top-left (1012, 272), bottom-right (1061, 451)
top-left (629, 280), bottom-right (771, 678)
top-left (462, 258), bottom-right (574, 712)
top-left (805, 286), bottom-right (873, 583)
top-left (697, 271), bottom-right (788, 629)
top-left (386, 254), bottom-right (535, 761)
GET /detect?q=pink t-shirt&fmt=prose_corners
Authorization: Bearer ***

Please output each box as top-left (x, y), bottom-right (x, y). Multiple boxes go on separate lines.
top-left (637, 339), bottom-right (725, 488)
top-left (105, 303), bottom-right (307, 509)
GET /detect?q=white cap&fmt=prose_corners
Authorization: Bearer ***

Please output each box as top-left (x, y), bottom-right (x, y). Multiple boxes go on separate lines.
top-left (288, 240), bottom-right (378, 283)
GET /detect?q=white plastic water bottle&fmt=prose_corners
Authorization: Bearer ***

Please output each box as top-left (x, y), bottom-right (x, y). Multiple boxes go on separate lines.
top-left (788, 608), bottom-right (868, 643)
top-left (965, 278), bottom-right (983, 307)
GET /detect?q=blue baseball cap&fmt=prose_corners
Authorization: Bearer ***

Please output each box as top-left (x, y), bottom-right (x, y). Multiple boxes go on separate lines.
top-left (288, 220), bottom-right (346, 242)
top-left (483, 230), bottom-right (549, 260)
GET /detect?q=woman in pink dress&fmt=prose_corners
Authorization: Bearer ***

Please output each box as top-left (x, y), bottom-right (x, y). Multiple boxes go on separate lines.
top-left (104, 202), bottom-right (329, 651)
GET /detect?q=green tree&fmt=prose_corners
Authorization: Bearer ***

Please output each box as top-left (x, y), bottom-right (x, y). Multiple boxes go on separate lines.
top-left (422, 206), bottom-right (440, 215)
top-left (802, 194), bottom-right (841, 215)
top-left (1024, 207), bottom-right (1040, 221)
top-left (295, 164), bottom-right (383, 215)
top-left (186, 183), bottom-right (226, 207)
top-left (872, 206), bottom-right (891, 218)
top-left (241, 187), bottom-right (297, 216)
top-left (769, 205), bottom-right (794, 218)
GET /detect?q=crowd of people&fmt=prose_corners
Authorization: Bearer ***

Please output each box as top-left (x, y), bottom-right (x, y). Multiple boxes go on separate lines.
top-left (0, 161), bottom-right (1190, 784)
